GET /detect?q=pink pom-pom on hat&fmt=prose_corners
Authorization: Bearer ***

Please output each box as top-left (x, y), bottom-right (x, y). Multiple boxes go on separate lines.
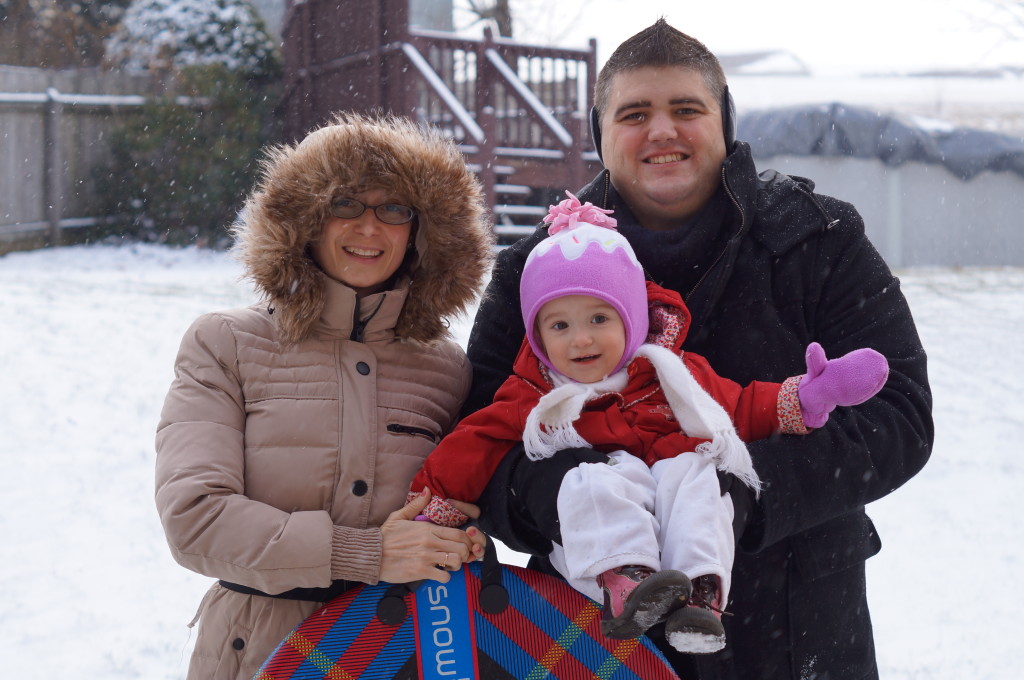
top-left (521, 191), bottom-right (648, 378)
top-left (544, 191), bottom-right (618, 234)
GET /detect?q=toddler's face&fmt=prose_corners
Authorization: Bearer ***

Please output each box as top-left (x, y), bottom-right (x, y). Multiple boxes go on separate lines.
top-left (536, 295), bottom-right (626, 384)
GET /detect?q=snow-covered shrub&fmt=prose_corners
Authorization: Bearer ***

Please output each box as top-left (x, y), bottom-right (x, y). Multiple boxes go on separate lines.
top-left (105, 0), bottom-right (279, 77)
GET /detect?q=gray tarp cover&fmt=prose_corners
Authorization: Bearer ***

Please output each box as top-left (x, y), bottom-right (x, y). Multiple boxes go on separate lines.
top-left (737, 102), bottom-right (1024, 180)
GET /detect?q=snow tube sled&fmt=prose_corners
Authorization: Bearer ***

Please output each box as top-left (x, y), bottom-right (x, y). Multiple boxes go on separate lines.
top-left (252, 550), bottom-right (679, 679)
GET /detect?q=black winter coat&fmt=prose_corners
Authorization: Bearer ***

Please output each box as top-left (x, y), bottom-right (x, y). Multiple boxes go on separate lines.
top-left (465, 142), bottom-right (934, 680)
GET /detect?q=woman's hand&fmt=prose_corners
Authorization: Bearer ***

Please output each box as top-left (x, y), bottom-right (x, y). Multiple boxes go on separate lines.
top-left (379, 490), bottom-right (487, 583)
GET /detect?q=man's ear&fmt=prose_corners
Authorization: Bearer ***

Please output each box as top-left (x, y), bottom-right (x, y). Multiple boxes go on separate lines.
top-left (721, 86), bottom-right (736, 152)
top-left (589, 106), bottom-right (603, 163)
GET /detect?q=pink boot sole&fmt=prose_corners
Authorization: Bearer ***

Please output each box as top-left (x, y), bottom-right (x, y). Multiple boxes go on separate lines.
top-left (599, 569), bottom-right (692, 639)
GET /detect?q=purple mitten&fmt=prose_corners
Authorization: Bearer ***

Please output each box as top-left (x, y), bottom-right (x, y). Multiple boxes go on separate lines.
top-left (798, 342), bottom-right (890, 428)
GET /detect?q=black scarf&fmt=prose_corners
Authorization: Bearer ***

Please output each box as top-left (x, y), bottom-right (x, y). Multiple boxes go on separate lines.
top-left (606, 183), bottom-right (731, 300)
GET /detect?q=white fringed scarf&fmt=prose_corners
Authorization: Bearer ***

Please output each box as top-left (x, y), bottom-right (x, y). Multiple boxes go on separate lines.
top-left (522, 343), bottom-right (761, 495)
top-left (523, 370), bottom-right (628, 460)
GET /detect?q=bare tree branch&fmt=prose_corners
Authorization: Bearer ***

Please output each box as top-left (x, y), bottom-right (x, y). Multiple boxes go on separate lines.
top-left (459, 0), bottom-right (514, 37)
top-left (971, 0), bottom-right (1024, 39)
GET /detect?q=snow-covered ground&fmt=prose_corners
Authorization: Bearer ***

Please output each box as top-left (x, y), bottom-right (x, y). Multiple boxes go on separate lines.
top-left (1, 244), bottom-right (1021, 678)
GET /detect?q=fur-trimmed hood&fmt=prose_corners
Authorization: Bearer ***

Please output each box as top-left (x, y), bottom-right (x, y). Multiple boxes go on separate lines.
top-left (232, 113), bottom-right (494, 344)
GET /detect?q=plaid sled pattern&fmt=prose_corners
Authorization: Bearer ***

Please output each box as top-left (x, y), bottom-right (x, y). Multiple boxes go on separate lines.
top-left (254, 562), bottom-right (678, 680)
top-left (253, 584), bottom-right (418, 680)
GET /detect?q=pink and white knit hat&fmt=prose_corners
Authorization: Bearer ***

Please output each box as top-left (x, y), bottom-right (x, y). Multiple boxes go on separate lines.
top-left (520, 191), bottom-right (648, 377)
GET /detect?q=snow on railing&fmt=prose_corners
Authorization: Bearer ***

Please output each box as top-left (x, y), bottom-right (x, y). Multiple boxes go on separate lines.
top-left (0, 89), bottom-right (206, 108)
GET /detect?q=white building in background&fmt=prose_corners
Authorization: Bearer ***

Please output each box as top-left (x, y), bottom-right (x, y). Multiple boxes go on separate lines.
top-left (720, 49), bottom-right (1024, 136)
top-left (731, 72), bottom-right (1024, 138)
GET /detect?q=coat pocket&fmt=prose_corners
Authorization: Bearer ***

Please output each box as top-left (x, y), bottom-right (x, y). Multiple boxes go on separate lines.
top-left (789, 511), bottom-right (881, 581)
top-left (386, 423), bottom-right (439, 443)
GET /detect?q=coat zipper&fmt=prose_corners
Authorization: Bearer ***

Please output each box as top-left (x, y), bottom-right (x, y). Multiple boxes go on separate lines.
top-left (684, 165), bottom-right (746, 302)
top-left (350, 295), bottom-right (386, 342)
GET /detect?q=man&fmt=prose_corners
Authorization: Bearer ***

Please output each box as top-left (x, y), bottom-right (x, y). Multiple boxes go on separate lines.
top-left (465, 19), bottom-right (934, 680)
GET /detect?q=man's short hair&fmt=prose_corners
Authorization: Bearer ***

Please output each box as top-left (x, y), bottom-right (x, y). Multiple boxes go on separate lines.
top-left (594, 18), bottom-right (727, 118)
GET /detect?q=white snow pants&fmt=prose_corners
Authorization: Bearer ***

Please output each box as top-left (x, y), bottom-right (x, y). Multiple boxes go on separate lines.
top-left (549, 450), bottom-right (735, 605)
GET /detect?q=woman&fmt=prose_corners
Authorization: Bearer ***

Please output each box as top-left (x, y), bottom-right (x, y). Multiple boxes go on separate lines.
top-left (155, 113), bottom-right (494, 679)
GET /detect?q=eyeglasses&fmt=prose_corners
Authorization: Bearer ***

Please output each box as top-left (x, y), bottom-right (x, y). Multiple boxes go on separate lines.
top-left (329, 197), bottom-right (416, 225)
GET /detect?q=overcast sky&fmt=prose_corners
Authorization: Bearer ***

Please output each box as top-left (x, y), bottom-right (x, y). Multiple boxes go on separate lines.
top-left (460, 0), bottom-right (1024, 75)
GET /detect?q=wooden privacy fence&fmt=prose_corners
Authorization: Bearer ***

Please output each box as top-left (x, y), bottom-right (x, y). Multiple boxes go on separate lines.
top-left (0, 87), bottom-right (145, 247)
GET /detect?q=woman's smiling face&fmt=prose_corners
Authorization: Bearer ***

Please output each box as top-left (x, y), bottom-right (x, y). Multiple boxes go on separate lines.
top-left (312, 187), bottom-right (413, 297)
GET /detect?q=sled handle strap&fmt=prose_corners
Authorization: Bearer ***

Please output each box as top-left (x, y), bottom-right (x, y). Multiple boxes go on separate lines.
top-left (478, 535), bottom-right (509, 614)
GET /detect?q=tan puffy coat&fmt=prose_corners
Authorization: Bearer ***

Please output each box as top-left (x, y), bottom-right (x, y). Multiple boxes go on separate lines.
top-left (155, 114), bottom-right (492, 680)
